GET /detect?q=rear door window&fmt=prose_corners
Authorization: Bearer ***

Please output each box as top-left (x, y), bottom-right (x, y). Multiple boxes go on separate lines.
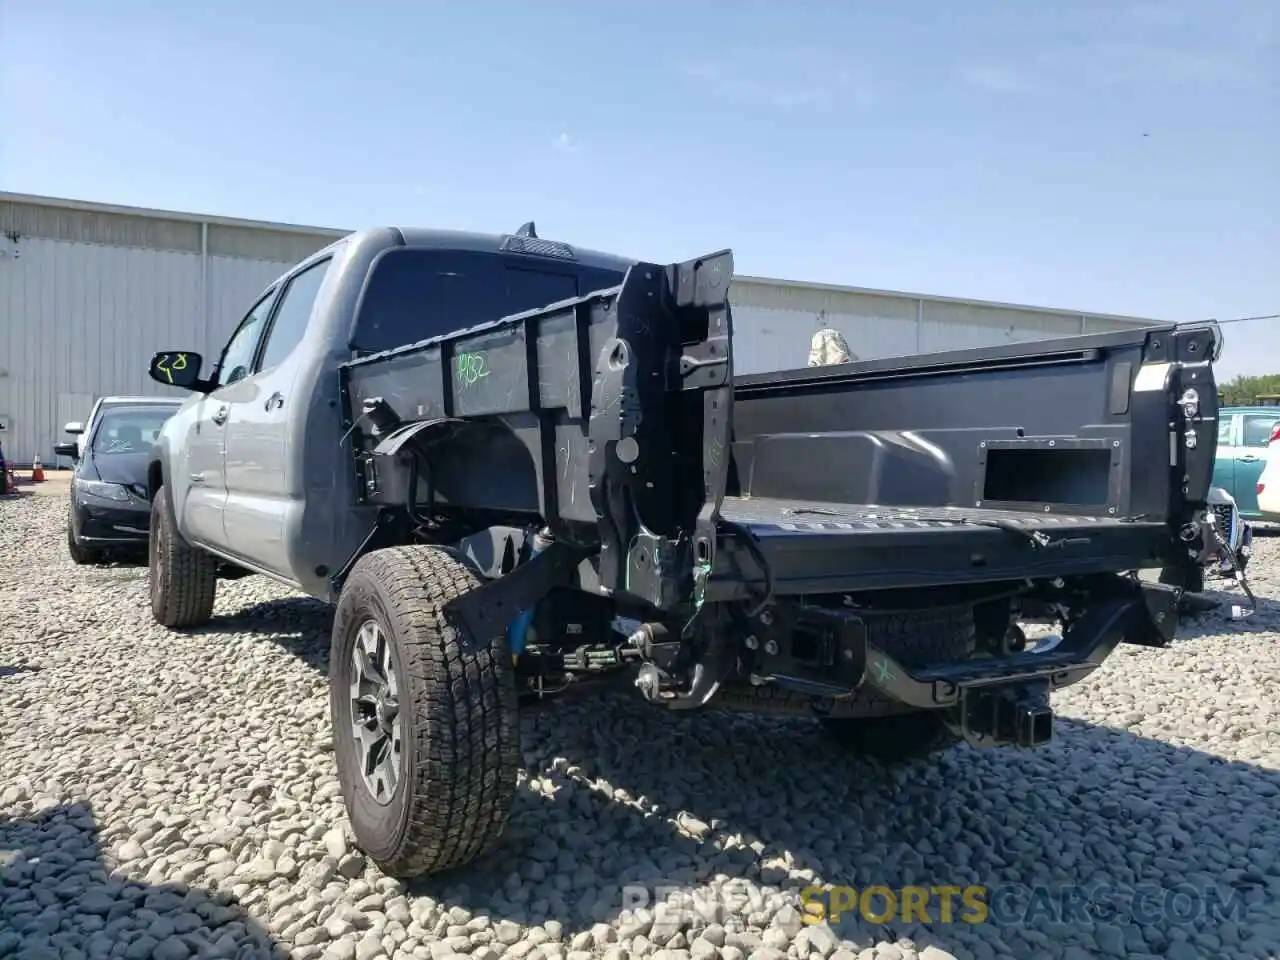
top-left (351, 249), bottom-right (586, 355)
top-left (258, 259), bottom-right (332, 372)
top-left (1242, 414), bottom-right (1279, 448)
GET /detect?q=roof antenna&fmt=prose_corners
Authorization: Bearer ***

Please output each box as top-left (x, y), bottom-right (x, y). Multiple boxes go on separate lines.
top-left (514, 221), bottom-right (538, 239)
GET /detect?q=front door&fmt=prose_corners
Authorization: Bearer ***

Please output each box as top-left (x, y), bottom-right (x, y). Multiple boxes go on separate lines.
top-left (175, 395), bottom-right (231, 547)
top-left (221, 257), bottom-right (332, 577)
top-left (183, 291), bottom-right (278, 550)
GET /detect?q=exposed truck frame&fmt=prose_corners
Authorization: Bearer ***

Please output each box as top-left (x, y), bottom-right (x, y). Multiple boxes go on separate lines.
top-left (141, 224), bottom-right (1226, 880)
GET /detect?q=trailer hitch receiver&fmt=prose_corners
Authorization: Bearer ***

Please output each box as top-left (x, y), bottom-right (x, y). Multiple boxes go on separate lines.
top-left (957, 682), bottom-right (1053, 748)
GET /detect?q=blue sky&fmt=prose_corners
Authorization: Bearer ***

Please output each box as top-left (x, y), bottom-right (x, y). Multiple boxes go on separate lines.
top-left (3, 1), bottom-right (1276, 376)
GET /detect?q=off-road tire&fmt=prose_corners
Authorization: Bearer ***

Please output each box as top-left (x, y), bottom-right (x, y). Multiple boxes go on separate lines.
top-left (67, 513), bottom-right (101, 566)
top-left (330, 545), bottom-right (520, 879)
top-left (820, 710), bottom-right (961, 763)
top-left (148, 484), bottom-right (217, 628)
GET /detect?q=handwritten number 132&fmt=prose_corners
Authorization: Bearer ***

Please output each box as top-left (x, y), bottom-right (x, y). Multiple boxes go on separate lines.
top-left (456, 352), bottom-right (489, 387)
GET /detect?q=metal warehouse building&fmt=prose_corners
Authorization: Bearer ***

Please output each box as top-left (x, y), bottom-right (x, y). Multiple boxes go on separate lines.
top-left (0, 191), bottom-right (1159, 466)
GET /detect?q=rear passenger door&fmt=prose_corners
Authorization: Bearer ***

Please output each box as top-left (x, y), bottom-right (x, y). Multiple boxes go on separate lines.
top-left (220, 256), bottom-right (333, 576)
top-left (181, 291), bottom-right (278, 549)
top-left (1235, 412), bottom-right (1279, 517)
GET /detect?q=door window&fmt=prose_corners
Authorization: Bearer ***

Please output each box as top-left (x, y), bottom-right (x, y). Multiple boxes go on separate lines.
top-left (1242, 414), bottom-right (1279, 448)
top-left (1218, 417), bottom-right (1235, 447)
top-left (215, 292), bottom-right (277, 388)
top-left (258, 259), bottom-right (333, 372)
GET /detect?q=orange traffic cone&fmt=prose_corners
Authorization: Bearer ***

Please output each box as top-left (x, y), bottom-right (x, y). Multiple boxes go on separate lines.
top-left (31, 455), bottom-right (45, 482)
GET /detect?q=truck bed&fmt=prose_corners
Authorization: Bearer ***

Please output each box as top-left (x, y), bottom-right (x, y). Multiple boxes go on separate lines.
top-left (340, 247), bottom-right (1219, 614)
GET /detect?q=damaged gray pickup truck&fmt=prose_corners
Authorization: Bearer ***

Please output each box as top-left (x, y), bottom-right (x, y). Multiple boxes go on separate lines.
top-left (143, 222), bottom-right (1226, 879)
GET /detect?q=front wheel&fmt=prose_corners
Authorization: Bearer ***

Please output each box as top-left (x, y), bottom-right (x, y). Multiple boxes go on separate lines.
top-left (148, 484), bottom-right (217, 628)
top-left (330, 545), bottom-right (520, 879)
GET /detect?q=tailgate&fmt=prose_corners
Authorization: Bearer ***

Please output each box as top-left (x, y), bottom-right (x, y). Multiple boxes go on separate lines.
top-left (728, 324), bottom-right (1222, 526)
top-left (707, 323), bottom-right (1223, 599)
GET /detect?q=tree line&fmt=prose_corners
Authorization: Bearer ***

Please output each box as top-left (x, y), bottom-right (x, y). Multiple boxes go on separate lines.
top-left (1218, 374), bottom-right (1280, 406)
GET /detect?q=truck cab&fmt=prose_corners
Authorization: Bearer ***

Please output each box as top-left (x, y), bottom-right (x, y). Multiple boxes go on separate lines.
top-left (147, 225), bottom-right (630, 597)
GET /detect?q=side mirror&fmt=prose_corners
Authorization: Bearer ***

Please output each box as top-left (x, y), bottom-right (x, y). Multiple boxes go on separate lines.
top-left (148, 351), bottom-right (208, 391)
top-left (64, 421), bottom-right (85, 435)
top-left (53, 442), bottom-right (79, 460)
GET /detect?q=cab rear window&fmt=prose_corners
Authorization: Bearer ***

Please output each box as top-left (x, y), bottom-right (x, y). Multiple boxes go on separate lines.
top-left (352, 249), bottom-right (600, 355)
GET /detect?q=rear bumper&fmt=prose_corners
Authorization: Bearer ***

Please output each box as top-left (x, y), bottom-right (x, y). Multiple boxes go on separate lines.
top-left (862, 597), bottom-right (1141, 710)
top-left (859, 597), bottom-right (1148, 748)
top-left (744, 584), bottom-right (1176, 749)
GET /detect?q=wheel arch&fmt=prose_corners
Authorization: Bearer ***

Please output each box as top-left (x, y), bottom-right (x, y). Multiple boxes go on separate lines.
top-left (147, 458), bottom-right (165, 498)
top-left (387, 416), bottom-right (542, 517)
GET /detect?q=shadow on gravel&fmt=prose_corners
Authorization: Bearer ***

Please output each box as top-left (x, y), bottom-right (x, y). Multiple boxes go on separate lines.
top-left (200, 594), bottom-right (1280, 957)
top-left (1174, 581), bottom-right (1280, 640)
top-left (386, 694), bottom-right (1279, 958)
top-left (0, 801), bottom-right (280, 959)
top-left (194, 596), bottom-right (334, 674)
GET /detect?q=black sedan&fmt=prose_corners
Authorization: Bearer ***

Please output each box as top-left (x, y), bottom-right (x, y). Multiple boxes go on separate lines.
top-left (55, 400), bottom-right (182, 564)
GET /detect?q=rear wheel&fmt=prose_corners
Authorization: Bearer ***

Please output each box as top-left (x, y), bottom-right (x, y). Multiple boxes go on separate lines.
top-left (330, 545), bottom-right (520, 878)
top-left (67, 512), bottom-right (101, 566)
top-left (148, 484), bottom-right (217, 628)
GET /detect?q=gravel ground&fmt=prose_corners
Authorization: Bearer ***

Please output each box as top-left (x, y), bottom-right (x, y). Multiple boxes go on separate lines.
top-left (2, 488), bottom-right (1279, 960)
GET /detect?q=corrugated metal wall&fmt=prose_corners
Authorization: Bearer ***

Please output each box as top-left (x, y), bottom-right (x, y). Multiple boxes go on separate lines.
top-left (727, 279), bottom-right (1156, 376)
top-left (0, 197), bottom-right (337, 465)
top-left (0, 194), bottom-right (1159, 464)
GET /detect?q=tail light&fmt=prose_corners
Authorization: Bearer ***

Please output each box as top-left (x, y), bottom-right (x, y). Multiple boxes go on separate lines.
top-left (1269, 423), bottom-right (1280, 445)
top-left (1258, 482), bottom-right (1266, 495)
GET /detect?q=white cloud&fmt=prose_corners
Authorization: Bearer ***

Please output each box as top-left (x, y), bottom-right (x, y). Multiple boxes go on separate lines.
top-left (679, 53), bottom-right (878, 111)
top-left (1120, 3), bottom-right (1195, 27)
top-left (957, 62), bottom-right (1032, 94)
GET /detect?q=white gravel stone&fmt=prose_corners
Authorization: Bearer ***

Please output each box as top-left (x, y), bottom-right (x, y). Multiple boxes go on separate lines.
top-left (3, 491), bottom-right (1280, 959)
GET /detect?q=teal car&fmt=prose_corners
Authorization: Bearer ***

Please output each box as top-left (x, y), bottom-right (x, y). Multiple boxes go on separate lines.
top-left (1213, 405), bottom-right (1280, 520)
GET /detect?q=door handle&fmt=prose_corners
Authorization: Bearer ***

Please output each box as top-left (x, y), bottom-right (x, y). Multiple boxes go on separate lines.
top-left (211, 405), bottom-right (229, 426)
top-left (1240, 455), bottom-right (1260, 463)
top-left (264, 392), bottom-right (285, 412)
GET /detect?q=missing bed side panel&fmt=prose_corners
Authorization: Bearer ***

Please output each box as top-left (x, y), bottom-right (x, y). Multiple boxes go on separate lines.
top-left (979, 440), bottom-right (1118, 509)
